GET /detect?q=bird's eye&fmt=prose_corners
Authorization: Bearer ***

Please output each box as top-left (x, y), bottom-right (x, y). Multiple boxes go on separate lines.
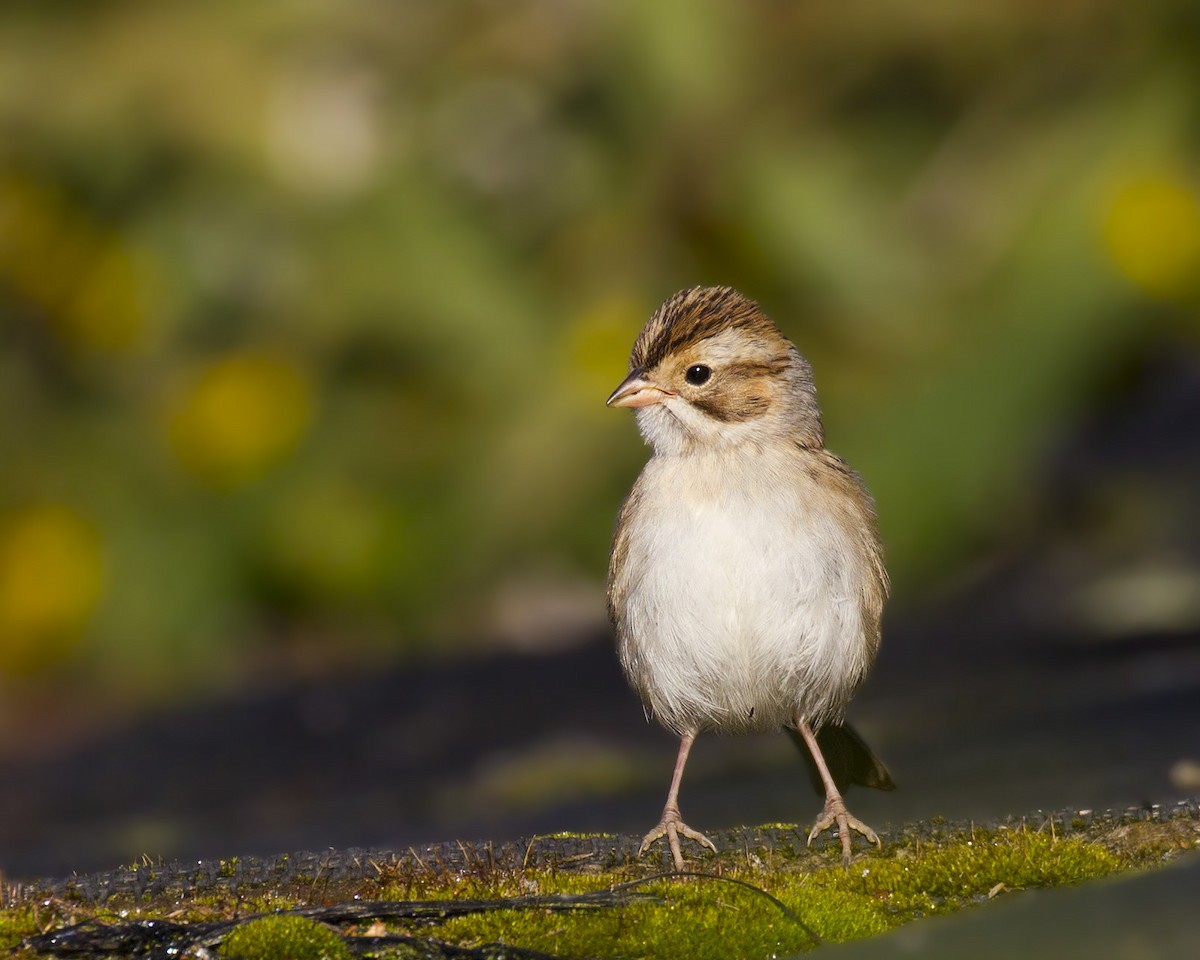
top-left (685, 364), bottom-right (712, 386)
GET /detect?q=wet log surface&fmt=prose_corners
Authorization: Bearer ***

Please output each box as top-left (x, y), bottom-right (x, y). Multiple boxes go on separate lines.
top-left (14, 799), bottom-right (1200, 906)
top-left (9, 800), bottom-right (1198, 960)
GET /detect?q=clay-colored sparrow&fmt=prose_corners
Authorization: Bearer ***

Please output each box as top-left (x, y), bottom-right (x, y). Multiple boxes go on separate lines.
top-left (606, 286), bottom-right (893, 869)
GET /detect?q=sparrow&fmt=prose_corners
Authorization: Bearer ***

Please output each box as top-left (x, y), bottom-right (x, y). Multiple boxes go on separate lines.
top-left (606, 286), bottom-right (894, 869)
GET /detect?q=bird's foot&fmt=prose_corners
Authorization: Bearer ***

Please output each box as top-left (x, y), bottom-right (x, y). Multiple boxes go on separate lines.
top-left (638, 808), bottom-right (717, 871)
top-left (807, 796), bottom-right (881, 866)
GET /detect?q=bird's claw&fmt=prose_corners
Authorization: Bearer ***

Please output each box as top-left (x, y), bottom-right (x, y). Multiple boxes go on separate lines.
top-left (639, 810), bottom-right (717, 871)
top-left (807, 796), bottom-right (881, 865)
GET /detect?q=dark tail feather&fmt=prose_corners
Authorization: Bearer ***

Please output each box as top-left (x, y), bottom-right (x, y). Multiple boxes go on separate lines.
top-left (789, 722), bottom-right (896, 795)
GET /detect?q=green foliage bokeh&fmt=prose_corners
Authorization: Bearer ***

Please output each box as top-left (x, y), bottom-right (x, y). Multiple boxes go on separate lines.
top-left (1, 1), bottom-right (1198, 708)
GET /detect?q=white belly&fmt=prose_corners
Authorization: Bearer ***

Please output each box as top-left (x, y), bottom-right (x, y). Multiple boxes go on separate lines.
top-left (616, 454), bottom-right (869, 734)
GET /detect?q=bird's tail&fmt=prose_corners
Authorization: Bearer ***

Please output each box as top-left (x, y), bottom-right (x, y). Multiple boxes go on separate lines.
top-left (789, 722), bottom-right (896, 795)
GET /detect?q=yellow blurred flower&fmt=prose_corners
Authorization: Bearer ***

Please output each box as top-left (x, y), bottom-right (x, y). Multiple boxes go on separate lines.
top-left (1101, 175), bottom-right (1200, 300)
top-left (0, 505), bottom-right (105, 675)
top-left (167, 352), bottom-right (315, 487)
top-left (0, 172), bottom-right (152, 352)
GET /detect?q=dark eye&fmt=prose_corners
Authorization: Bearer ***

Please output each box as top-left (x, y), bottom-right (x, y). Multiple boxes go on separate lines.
top-left (685, 364), bottom-right (711, 386)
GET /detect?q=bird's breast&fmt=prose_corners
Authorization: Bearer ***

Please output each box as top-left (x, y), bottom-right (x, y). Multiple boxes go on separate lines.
top-left (612, 451), bottom-right (872, 734)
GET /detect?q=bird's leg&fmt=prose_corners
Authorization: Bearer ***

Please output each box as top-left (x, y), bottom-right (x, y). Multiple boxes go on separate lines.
top-left (639, 730), bottom-right (717, 871)
top-left (795, 717), bottom-right (881, 866)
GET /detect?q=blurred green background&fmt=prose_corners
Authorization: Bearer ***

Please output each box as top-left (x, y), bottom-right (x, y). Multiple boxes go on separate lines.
top-left (2, 0), bottom-right (1199, 749)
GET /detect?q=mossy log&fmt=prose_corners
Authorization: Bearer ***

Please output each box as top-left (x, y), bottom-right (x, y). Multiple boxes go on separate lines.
top-left (3, 799), bottom-right (1197, 959)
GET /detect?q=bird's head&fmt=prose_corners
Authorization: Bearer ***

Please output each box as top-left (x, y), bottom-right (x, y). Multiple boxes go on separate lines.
top-left (607, 286), bottom-right (824, 455)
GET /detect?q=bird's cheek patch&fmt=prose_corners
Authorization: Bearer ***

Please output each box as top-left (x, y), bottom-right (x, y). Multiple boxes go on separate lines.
top-left (693, 386), bottom-right (772, 422)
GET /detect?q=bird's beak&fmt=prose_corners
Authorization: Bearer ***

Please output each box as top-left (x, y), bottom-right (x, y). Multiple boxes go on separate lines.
top-left (606, 368), bottom-right (673, 408)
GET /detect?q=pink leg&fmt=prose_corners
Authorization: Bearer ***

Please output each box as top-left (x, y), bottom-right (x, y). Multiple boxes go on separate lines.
top-left (796, 718), bottom-right (881, 865)
top-left (638, 730), bottom-right (717, 870)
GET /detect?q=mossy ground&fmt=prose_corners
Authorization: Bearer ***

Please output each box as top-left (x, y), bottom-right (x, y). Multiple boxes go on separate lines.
top-left (220, 914), bottom-right (352, 960)
top-left (2, 815), bottom-right (1195, 959)
top-left (418, 828), bottom-right (1125, 958)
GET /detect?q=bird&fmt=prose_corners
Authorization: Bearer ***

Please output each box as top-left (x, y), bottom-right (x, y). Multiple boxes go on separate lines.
top-left (605, 285), bottom-right (893, 870)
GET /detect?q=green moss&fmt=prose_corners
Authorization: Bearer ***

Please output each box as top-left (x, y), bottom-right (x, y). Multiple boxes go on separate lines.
top-left (0, 815), bottom-right (1187, 960)
top-left (220, 915), bottom-right (351, 960)
top-left (438, 878), bottom-right (829, 959)
top-left (0, 904), bottom-right (40, 953)
top-left (856, 830), bottom-right (1121, 902)
top-left (430, 830), bottom-right (1124, 959)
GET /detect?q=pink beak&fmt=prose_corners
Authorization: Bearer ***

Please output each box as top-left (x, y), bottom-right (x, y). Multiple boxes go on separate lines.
top-left (606, 369), bottom-right (674, 408)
